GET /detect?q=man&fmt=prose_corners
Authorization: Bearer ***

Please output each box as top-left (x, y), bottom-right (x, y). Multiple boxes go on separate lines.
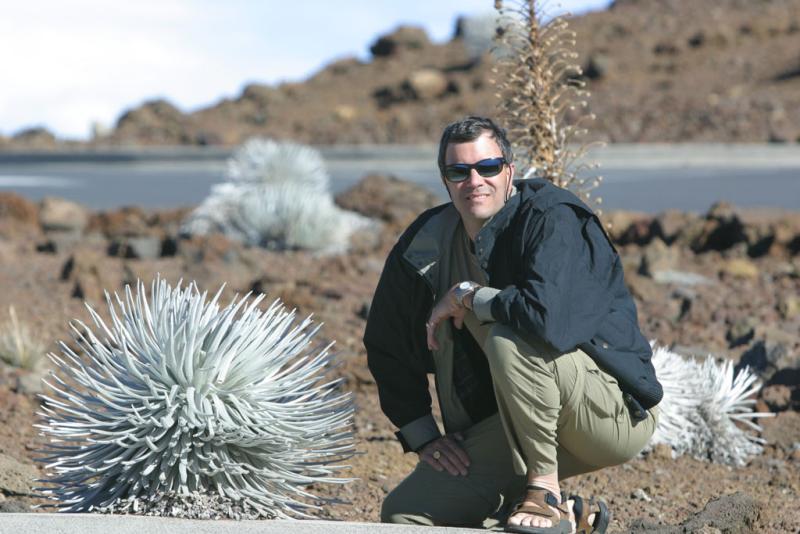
top-left (364, 116), bottom-right (662, 533)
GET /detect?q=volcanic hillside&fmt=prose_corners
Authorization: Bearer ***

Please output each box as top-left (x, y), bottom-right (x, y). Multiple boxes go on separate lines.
top-left (2, 0), bottom-right (800, 149)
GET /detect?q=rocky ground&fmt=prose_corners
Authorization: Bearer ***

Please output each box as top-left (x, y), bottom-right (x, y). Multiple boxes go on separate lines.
top-left (0, 176), bottom-right (798, 532)
top-left (3, 0), bottom-right (799, 150)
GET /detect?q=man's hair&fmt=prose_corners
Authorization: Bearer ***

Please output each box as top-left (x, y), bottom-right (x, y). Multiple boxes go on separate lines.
top-left (437, 116), bottom-right (514, 177)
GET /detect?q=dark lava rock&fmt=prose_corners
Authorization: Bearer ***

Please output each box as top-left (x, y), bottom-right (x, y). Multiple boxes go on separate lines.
top-left (584, 52), bottom-right (612, 80)
top-left (736, 329), bottom-right (798, 381)
top-left (761, 384), bottom-right (792, 411)
top-left (370, 26), bottom-right (431, 58)
top-left (692, 202), bottom-right (747, 253)
top-left (108, 236), bottom-right (163, 260)
top-left (629, 492), bottom-right (761, 533)
top-left (651, 210), bottom-right (698, 245)
top-left (726, 317), bottom-right (756, 348)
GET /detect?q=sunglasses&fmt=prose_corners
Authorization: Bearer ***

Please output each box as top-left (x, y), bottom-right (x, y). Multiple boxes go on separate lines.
top-left (443, 157), bottom-right (506, 183)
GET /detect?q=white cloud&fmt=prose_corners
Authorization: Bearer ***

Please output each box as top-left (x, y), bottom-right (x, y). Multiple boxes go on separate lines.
top-left (0, 0), bottom-right (611, 140)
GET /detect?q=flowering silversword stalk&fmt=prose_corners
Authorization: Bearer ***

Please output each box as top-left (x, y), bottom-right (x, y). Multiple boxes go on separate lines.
top-left (36, 278), bottom-right (355, 518)
top-left (493, 0), bottom-right (604, 212)
top-left (646, 344), bottom-right (773, 466)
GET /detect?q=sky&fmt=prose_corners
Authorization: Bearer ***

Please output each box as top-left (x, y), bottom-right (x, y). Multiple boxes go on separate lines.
top-left (0, 0), bottom-right (612, 140)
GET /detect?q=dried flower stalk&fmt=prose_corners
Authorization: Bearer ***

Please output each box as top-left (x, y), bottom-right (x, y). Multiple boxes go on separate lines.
top-left (492, 0), bottom-right (603, 211)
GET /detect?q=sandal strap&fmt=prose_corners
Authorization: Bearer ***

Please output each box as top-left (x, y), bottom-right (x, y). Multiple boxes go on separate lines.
top-left (512, 485), bottom-right (569, 519)
top-left (570, 494), bottom-right (610, 534)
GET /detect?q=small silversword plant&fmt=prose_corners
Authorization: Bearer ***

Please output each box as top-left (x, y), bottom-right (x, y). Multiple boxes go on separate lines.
top-left (37, 278), bottom-right (355, 518)
top-left (183, 138), bottom-right (371, 253)
top-left (647, 344), bottom-right (773, 466)
top-left (0, 305), bottom-right (47, 370)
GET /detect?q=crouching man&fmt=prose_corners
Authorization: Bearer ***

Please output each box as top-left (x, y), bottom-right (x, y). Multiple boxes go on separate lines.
top-left (364, 116), bottom-right (662, 533)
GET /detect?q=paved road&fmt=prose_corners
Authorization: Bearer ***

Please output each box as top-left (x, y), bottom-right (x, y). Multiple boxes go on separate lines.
top-left (0, 144), bottom-right (798, 212)
top-left (0, 514), bottom-right (484, 534)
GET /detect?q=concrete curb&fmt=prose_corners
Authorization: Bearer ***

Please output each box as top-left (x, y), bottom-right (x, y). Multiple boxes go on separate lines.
top-left (0, 513), bottom-right (484, 533)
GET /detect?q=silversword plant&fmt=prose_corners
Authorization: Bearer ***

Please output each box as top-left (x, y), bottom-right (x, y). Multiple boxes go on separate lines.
top-left (0, 305), bottom-right (47, 370)
top-left (37, 278), bottom-right (355, 518)
top-left (646, 344), bottom-right (773, 466)
top-left (183, 138), bottom-right (371, 253)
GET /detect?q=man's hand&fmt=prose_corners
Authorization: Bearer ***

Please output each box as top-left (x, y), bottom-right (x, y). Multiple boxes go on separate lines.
top-left (426, 283), bottom-right (476, 351)
top-left (418, 433), bottom-right (470, 476)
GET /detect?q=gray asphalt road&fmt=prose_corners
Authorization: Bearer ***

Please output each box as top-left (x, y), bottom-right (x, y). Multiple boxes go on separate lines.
top-left (0, 514), bottom-right (483, 534)
top-left (0, 144), bottom-right (798, 212)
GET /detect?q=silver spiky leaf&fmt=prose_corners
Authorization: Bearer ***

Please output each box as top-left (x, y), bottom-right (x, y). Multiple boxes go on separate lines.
top-left (36, 278), bottom-right (355, 518)
top-left (647, 344), bottom-right (773, 466)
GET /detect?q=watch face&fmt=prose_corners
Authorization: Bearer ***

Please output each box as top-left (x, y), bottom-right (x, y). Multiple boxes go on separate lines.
top-left (455, 282), bottom-right (476, 305)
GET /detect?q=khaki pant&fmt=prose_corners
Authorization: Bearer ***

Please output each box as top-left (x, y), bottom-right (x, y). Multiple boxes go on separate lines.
top-left (381, 320), bottom-right (658, 527)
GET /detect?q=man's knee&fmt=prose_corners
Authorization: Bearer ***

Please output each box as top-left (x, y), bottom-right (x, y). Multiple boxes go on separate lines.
top-left (380, 484), bottom-right (432, 525)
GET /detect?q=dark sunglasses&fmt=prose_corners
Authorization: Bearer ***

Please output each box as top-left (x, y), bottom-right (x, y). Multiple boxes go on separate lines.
top-left (443, 157), bottom-right (506, 183)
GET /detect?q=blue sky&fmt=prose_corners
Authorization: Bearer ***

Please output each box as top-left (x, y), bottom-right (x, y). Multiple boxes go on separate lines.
top-left (0, 1), bottom-right (612, 139)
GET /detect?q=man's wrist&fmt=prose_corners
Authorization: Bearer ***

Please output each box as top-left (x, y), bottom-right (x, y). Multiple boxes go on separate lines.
top-left (464, 290), bottom-right (476, 310)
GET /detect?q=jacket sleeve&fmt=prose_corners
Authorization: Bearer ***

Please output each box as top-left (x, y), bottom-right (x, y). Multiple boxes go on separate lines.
top-left (364, 242), bottom-right (441, 452)
top-left (490, 204), bottom-right (617, 353)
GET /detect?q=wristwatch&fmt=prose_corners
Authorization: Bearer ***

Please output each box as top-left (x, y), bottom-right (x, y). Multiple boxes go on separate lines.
top-left (454, 281), bottom-right (480, 309)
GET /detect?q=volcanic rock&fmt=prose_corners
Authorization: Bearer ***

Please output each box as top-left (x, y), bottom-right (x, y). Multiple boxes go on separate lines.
top-left (583, 52), bottom-right (612, 80)
top-left (406, 69), bottom-right (450, 100)
top-left (761, 384), bottom-right (792, 411)
top-left (720, 258), bottom-right (759, 279)
top-left (0, 454), bottom-right (38, 496)
top-left (651, 209), bottom-right (697, 245)
top-left (737, 329), bottom-right (798, 382)
top-left (88, 206), bottom-right (150, 238)
top-left (335, 174), bottom-right (440, 230)
top-left (61, 247), bottom-right (122, 304)
top-left (639, 239), bottom-right (680, 277)
top-left (629, 492), bottom-right (762, 534)
top-left (0, 193), bottom-right (38, 227)
top-left (369, 26), bottom-right (431, 58)
top-left (692, 202), bottom-right (747, 253)
top-left (108, 236), bottom-right (163, 260)
top-left (605, 210), bottom-right (651, 245)
top-left (35, 231), bottom-right (81, 254)
top-left (39, 197), bottom-right (89, 233)
top-left (726, 317), bottom-right (756, 347)
top-left (113, 99), bottom-right (192, 145)
top-left (10, 127), bottom-right (57, 149)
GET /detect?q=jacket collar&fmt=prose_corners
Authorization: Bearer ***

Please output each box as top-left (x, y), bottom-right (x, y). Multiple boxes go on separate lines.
top-left (402, 203), bottom-right (461, 290)
top-left (402, 185), bottom-right (523, 287)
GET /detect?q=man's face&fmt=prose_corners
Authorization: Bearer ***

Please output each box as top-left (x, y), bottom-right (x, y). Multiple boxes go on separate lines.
top-left (443, 132), bottom-right (514, 233)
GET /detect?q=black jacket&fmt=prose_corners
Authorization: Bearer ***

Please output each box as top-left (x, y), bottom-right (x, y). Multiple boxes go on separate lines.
top-left (364, 179), bottom-right (662, 448)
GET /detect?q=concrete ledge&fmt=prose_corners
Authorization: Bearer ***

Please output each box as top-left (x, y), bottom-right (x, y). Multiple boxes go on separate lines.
top-left (0, 513), bottom-right (483, 533)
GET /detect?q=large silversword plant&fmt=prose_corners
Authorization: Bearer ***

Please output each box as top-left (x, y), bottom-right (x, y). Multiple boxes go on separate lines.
top-left (36, 278), bottom-right (355, 518)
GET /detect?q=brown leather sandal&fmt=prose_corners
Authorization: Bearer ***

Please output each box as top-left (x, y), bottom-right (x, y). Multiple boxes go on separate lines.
top-left (504, 484), bottom-right (572, 534)
top-left (570, 494), bottom-right (610, 534)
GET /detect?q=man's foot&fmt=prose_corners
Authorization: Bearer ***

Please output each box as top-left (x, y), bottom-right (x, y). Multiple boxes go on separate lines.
top-left (505, 485), bottom-right (573, 533)
top-left (569, 494), bottom-right (609, 534)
